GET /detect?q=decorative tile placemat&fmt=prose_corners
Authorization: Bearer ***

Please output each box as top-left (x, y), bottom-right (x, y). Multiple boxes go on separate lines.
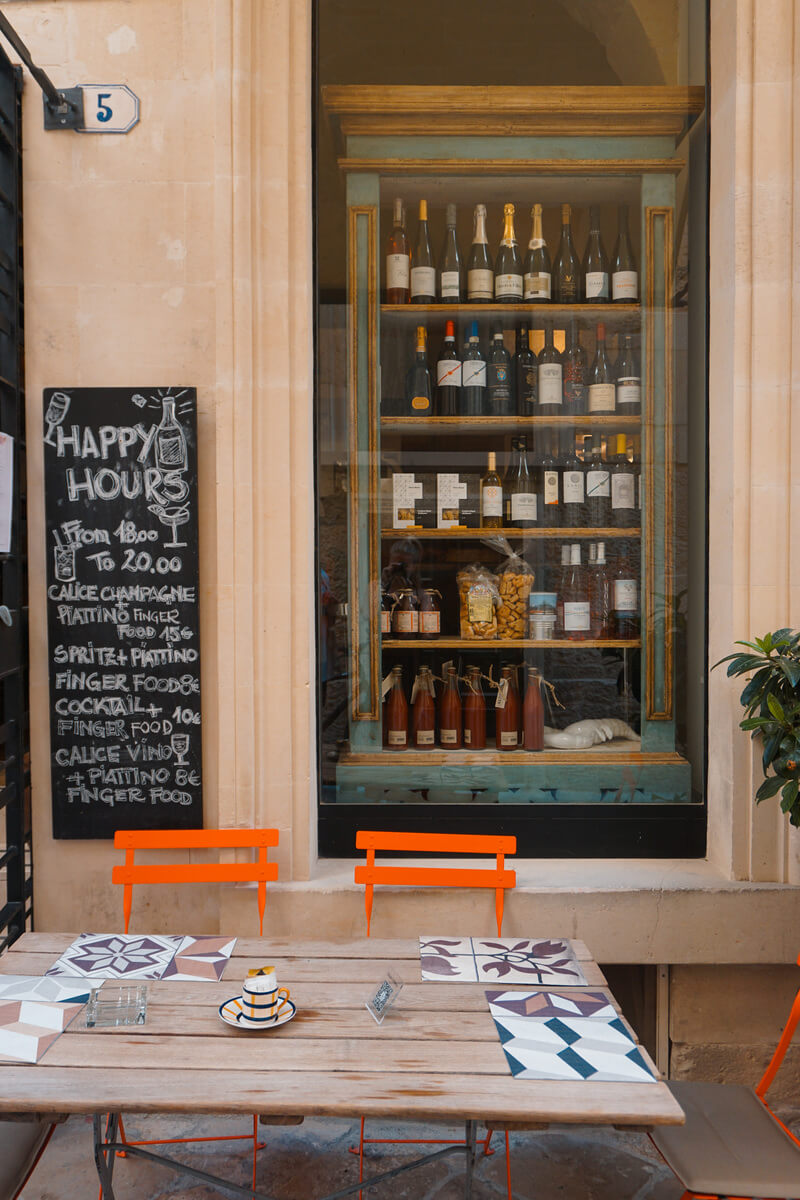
top-left (484, 988), bottom-right (616, 1021)
top-left (45, 934), bottom-right (237, 982)
top-left (0, 1000), bottom-right (83, 1064)
top-left (0, 975), bottom-right (93, 1004)
top-left (420, 937), bottom-right (587, 986)
top-left (487, 990), bottom-right (656, 1083)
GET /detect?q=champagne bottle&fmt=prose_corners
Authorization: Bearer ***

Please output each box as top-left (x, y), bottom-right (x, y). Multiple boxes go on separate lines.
top-left (584, 205), bottom-right (609, 301)
top-left (553, 203), bottom-right (581, 303)
top-left (514, 326), bottom-right (537, 414)
top-left (495, 203), bottom-right (523, 302)
top-left (481, 450), bottom-right (503, 529)
top-left (560, 430), bottom-right (585, 527)
top-left (155, 398), bottom-right (187, 472)
top-left (541, 432), bottom-right (561, 528)
top-left (524, 204), bottom-right (551, 301)
top-left (589, 541), bottom-right (612, 637)
top-left (439, 203), bottom-right (463, 302)
top-left (436, 319), bottom-right (461, 416)
top-left (610, 433), bottom-right (637, 528)
top-left (410, 199), bottom-right (435, 303)
top-left (461, 321), bottom-right (486, 416)
top-left (405, 325), bottom-right (432, 415)
top-left (386, 197), bottom-right (410, 304)
top-left (616, 333), bottom-right (641, 415)
top-left (588, 323), bottom-right (615, 414)
top-left (562, 543), bottom-right (591, 641)
top-left (585, 433), bottom-right (611, 527)
top-left (506, 435), bottom-right (538, 528)
top-left (612, 205), bottom-right (638, 302)
top-left (467, 203), bottom-right (494, 302)
top-left (612, 545), bottom-right (640, 638)
top-left (538, 323), bottom-right (563, 416)
top-left (562, 319), bottom-right (587, 415)
top-left (487, 328), bottom-right (513, 415)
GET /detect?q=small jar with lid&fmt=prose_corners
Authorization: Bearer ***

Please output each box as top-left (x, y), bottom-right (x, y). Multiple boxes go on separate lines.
top-left (418, 589), bottom-right (442, 639)
top-left (391, 588), bottom-right (419, 639)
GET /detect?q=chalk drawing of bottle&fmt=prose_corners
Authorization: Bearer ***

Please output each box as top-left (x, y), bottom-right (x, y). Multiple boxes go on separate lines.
top-left (154, 397), bottom-right (187, 473)
top-left (44, 392), bottom-right (71, 448)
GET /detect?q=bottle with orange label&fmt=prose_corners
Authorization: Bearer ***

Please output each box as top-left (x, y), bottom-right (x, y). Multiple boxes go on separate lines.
top-left (405, 326), bottom-right (432, 415)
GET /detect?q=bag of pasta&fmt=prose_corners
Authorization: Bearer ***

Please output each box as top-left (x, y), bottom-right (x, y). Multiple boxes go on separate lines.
top-left (456, 563), bottom-right (500, 640)
top-left (483, 537), bottom-right (535, 640)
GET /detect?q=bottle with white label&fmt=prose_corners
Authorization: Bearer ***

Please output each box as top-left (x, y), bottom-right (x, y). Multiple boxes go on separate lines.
top-left (610, 434), bottom-right (637, 528)
top-left (615, 334), bottom-right (641, 415)
top-left (467, 204), bottom-right (494, 302)
top-left (524, 203), bottom-right (551, 300)
top-left (562, 543), bottom-right (591, 640)
top-left (588, 323), bottom-right (616, 414)
top-left (438, 203), bottom-right (463, 303)
top-left (612, 205), bottom-right (638, 302)
top-left (584, 205), bottom-right (609, 301)
top-left (585, 434), bottom-right (611, 527)
top-left (410, 199), bottom-right (436, 303)
top-left (514, 326), bottom-right (537, 413)
top-left (538, 323), bottom-right (563, 416)
top-left (494, 203), bottom-right (523, 302)
top-left (383, 665), bottom-right (408, 750)
top-left (461, 321), bottom-right (486, 416)
top-left (589, 541), bottom-right (612, 638)
top-left (612, 546), bottom-right (640, 638)
top-left (554, 543), bottom-right (571, 633)
top-left (495, 665), bottom-right (520, 750)
top-left (436, 319), bottom-right (461, 416)
top-left (506, 435), bottom-right (538, 528)
top-left (439, 665), bottom-right (462, 748)
top-left (541, 433), bottom-right (561, 528)
top-left (560, 430), bottom-right (585, 527)
top-left (481, 450), bottom-right (503, 529)
top-left (553, 203), bottom-right (581, 303)
top-left (411, 667), bottom-right (436, 749)
top-left (386, 197), bottom-right (410, 304)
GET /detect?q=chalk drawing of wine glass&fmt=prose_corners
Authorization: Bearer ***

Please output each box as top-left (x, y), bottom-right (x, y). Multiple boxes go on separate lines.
top-left (44, 392), bottom-right (71, 447)
top-left (52, 528), bottom-right (76, 583)
top-left (148, 502), bottom-right (190, 549)
top-left (170, 732), bottom-right (190, 766)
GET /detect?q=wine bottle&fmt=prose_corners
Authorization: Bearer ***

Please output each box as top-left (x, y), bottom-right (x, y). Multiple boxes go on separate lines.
top-left (553, 203), bottom-right (581, 303)
top-left (514, 326), bottom-right (537, 414)
top-left (386, 197), bottom-right (410, 304)
top-left (436, 319), bottom-right (461, 416)
top-left (439, 203), bottom-right (463, 302)
top-left (506, 435), bottom-right (538, 528)
top-left (555, 543), bottom-right (570, 634)
top-left (463, 665), bottom-right (486, 750)
top-left (612, 205), bottom-right (638, 302)
top-left (405, 325), bottom-right (433, 414)
top-left (610, 433), bottom-right (637, 528)
top-left (562, 319), bottom-right (587, 415)
top-left (538, 323), bottom-right (563, 416)
top-left (461, 321), bottom-right (486, 416)
top-left (616, 333), bottom-right (641, 415)
top-left (589, 541), bottom-right (612, 637)
top-left (439, 664), bottom-right (462, 748)
top-left (411, 666), bottom-right (436, 749)
top-left (495, 665), bottom-right (520, 750)
top-left (523, 667), bottom-right (544, 751)
top-left (384, 665), bottom-right (408, 750)
top-left (560, 430), bottom-right (585, 527)
top-left (481, 450), bottom-right (503, 529)
top-left (467, 203), bottom-right (493, 302)
top-left (487, 328), bottom-right (513, 415)
top-left (585, 433), bottom-right (611, 527)
top-left (495, 203), bottom-right (523, 302)
top-left (562, 543), bottom-right (591, 641)
top-left (584, 205), bottom-right (609, 301)
top-left (612, 545), bottom-right (640, 638)
top-left (524, 204), bottom-right (551, 301)
top-left (410, 199), bottom-right (436, 303)
top-left (588, 323), bottom-right (615, 414)
top-left (541, 432), bottom-right (561, 528)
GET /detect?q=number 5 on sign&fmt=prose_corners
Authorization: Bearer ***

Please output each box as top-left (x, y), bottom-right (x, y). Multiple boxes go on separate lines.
top-left (80, 85), bottom-right (139, 134)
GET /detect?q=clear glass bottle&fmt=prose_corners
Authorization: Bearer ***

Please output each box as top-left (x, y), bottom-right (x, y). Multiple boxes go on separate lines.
top-left (438, 203), bottom-right (463, 302)
top-left (589, 541), bottom-right (612, 638)
top-left (553, 203), bottom-right (581, 303)
top-left (524, 203), bottom-right (551, 301)
top-left (481, 450), bottom-right (503, 529)
top-left (467, 203), bottom-right (493, 302)
top-left (616, 334), bottom-right (641, 415)
top-left (410, 199), bottom-right (435, 303)
top-left (562, 319), bottom-right (587, 415)
top-left (588, 323), bottom-right (616, 414)
top-left (585, 433), bottom-right (611, 528)
top-left (613, 545), bottom-right (640, 638)
top-left (584, 205), bottom-right (609, 301)
top-left (611, 204), bottom-right (638, 302)
top-left (487, 328), bottom-right (513, 415)
top-left (463, 665), bottom-right (486, 750)
top-left (405, 325), bottom-right (433, 415)
top-left (436, 319), bottom-right (461, 416)
top-left (538, 323), bottom-right (563, 416)
top-left (385, 197), bottom-right (410, 304)
top-left (506, 435), bottom-right (538, 528)
top-left (541, 432), bottom-right (561, 528)
top-left (495, 203), bottom-right (523, 302)
top-left (562, 543), bottom-right (591, 641)
top-left (461, 322), bottom-right (486, 416)
top-left (560, 431), bottom-right (585, 528)
top-left (610, 434), bottom-right (637, 528)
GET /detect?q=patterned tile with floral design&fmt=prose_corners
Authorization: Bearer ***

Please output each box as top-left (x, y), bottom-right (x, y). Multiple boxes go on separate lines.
top-left (419, 936), bottom-right (587, 985)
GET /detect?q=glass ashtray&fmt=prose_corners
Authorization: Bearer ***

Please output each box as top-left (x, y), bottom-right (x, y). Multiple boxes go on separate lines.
top-left (84, 983), bottom-right (148, 1028)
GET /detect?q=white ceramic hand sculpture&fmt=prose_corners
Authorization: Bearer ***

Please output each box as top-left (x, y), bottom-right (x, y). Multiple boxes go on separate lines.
top-left (542, 718), bottom-right (637, 750)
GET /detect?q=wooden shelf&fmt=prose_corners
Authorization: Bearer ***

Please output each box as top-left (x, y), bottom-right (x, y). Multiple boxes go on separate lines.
top-left (381, 303), bottom-right (640, 318)
top-left (340, 745), bottom-right (691, 768)
top-left (381, 415), bottom-right (642, 433)
top-left (381, 526), bottom-right (640, 539)
top-left (382, 638), bottom-right (640, 650)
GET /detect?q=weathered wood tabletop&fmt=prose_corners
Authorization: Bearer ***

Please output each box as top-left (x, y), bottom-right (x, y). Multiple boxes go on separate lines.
top-left (0, 933), bottom-right (684, 1130)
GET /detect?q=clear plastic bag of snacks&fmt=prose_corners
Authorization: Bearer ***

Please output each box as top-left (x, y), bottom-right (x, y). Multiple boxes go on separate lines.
top-left (483, 537), bottom-right (536, 640)
top-left (456, 564), bottom-right (500, 640)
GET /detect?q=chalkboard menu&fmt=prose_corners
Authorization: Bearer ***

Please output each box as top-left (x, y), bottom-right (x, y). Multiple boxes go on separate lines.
top-left (44, 387), bottom-right (202, 839)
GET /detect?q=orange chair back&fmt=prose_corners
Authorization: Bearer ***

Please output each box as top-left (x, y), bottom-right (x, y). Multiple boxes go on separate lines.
top-left (354, 830), bottom-right (516, 937)
top-left (112, 828), bottom-right (279, 935)
top-left (756, 950), bottom-right (800, 1102)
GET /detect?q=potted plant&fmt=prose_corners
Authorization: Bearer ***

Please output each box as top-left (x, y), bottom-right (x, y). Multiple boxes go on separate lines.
top-left (715, 629), bottom-right (800, 826)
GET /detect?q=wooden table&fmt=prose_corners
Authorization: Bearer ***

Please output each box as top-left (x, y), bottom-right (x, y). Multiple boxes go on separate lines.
top-left (0, 934), bottom-right (684, 1199)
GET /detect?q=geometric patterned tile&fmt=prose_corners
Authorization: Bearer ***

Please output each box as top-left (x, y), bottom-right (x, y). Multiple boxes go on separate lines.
top-left (160, 936), bottom-right (237, 982)
top-left (45, 933), bottom-right (184, 981)
top-left (0, 1000), bottom-right (83, 1064)
top-left (485, 988), bottom-right (617, 1021)
top-left (0, 975), bottom-right (93, 1004)
top-left (420, 936), bottom-right (587, 985)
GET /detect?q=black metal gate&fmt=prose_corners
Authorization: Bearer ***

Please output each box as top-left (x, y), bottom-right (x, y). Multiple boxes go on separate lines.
top-left (0, 47), bottom-right (29, 953)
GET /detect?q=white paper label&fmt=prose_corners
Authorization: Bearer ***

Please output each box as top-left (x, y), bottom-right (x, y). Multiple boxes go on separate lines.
top-left (394, 610), bottom-right (419, 633)
top-left (585, 271), bottom-right (609, 298)
top-left (420, 610), bottom-right (440, 633)
top-left (586, 469), bottom-right (610, 498)
top-left (462, 360), bottom-right (486, 388)
top-left (495, 272), bottom-right (523, 299)
top-left (440, 728), bottom-right (459, 745)
top-left (539, 363), bottom-right (563, 405)
top-left (614, 579), bottom-right (638, 611)
top-left (464, 728), bottom-right (472, 745)
top-left (482, 485), bottom-right (503, 517)
top-left (386, 253), bottom-right (409, 290)
top-left (410, 265), bottom-right (436, 297)
top-left (437, 358), bottom-right (462, 387)
top-left (612, 270), bottom-right (638, 301)
top-left (588, 383), bottom-right (615, 413)
top-left (524, 271), bottom-right (551, 299)
top-left (380, 610), bottom-right (391, 634)
top-left (440, 270), bottom-right (460, 298)
top-left (511, 493), bottom-right (537, 521)
top-left (467, 268), bottom-right (494, 300)
top-left (617, 378), bottom-right (641, 407)
top-left (563, 472), bottom-right (584, 504)
top-left (415, 728), bottom-right (435, 745)
top-left (563, 601), bottom-right (591, 631)
top-left (612, 473), bottom-right (636, 510)
top-left (543, 471), bottom-right (559, 505)
top-left (392, 474), bottom-right (423, 526)
top-left (387, 729), bottom-right (407, 746)
top-left (500, 730), bottom-right (518, 747)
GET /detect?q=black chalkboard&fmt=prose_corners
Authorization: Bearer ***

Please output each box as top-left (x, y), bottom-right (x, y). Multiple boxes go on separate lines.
top-left (44, 387), bottom-right (203, 839)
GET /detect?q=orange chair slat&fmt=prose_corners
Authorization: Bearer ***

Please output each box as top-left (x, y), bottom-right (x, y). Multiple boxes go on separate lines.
top-left (356, 830), bottom-right (516, 855)
top-left (112, 862), bottom-right (279, 886)
top-left (114, 829), bottom-right (279, 851)
top-left (355, 864), bottom-right (516, 890)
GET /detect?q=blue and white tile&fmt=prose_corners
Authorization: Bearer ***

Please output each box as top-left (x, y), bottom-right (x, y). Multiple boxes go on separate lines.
top-left (490, 1010), bottom-right (656, 1084)
top-left (0, 975), bottom-right (93, 1004)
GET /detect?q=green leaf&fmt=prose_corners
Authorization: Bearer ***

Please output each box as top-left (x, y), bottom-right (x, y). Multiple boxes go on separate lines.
top-left (780, 780), bottom-right (799, 814)
top-left (740, 668), bottom-right (772, 709)
top-left (776, 657), bottom-right (800, 688)
top-left (739, 717), bottom-right (769, 731)
top-left (763, 731), bottom-right (783, 772)
top-left (767, 694), bottom-right (787, 722)
top-left (755, 775), bottom-right (784, 802)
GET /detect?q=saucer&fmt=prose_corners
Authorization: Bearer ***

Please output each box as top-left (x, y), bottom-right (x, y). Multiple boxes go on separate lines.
top-left (218, 995), bottom-right (296, 1031)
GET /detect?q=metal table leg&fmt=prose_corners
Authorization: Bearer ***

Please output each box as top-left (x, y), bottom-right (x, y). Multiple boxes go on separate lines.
top-left (463, 1120), bottom-right (477, 1200)
top-left (93, 1113), bottom-right (119, 1200)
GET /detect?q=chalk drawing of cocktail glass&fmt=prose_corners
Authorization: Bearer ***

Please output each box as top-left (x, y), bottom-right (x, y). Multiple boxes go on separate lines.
top-left (148, 502), bottom-right (190, 549)
top-left (171, 732), bottom-right (190, 766)
top-left (44, 392), bottom-right (71, 447)
top-left (52, 529), bottom-right (76, 582)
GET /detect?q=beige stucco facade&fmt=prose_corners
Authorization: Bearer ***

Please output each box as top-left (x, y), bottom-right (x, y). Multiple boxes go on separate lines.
top-left (1, 0), bottom-right (799, 1079)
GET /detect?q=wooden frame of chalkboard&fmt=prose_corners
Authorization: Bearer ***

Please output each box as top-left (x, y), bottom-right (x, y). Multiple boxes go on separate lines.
top-left (43, 387), bottom-right (203, 839)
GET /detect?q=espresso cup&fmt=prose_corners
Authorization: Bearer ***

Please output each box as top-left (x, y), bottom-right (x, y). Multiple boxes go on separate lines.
top-left (240, 966), bottom-right (292, 1027)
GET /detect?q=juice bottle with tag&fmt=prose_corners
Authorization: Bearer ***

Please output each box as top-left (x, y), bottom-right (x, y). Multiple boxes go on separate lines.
top-left (523, 667), bottom-right (544, 751)
top-left (411, 666), bottom-right (436, 750)
top-left (439, 665), bottom-right (462, 749)
top-left (495, 665), bottom-right (520, 750)
top-left (463, 665), bottom-right (486, 750)
top-left (384, 666), bottom-right (408, 750)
